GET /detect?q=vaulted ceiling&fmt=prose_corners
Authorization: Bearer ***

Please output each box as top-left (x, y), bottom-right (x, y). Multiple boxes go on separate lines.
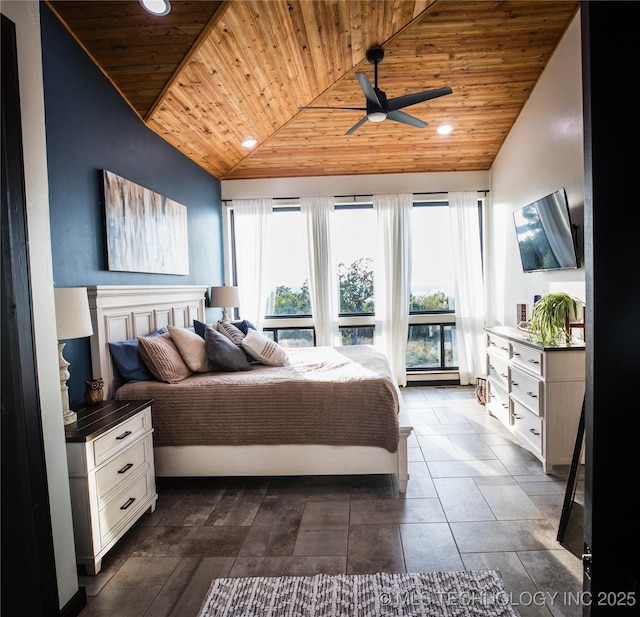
top-left (47, 0), bottom-right (579, 181)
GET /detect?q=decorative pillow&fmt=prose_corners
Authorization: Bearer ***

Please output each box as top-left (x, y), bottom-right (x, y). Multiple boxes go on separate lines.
top-left (241, 328), bottom-right (289, 366)
top-left (217, 321), bottom-right (245, 346)
top-left (108, 327), bottom-right (168, 382)
top-left (232, 319), bottom-right (257, 334)
top-left (138, 333), bottom-right (193, 383)
top-left (194, 319), bottom-right (219, 339)
top-left (204, 326), bottom-right (251, 371)
top-left (168, 325), bottom-right (216, 373)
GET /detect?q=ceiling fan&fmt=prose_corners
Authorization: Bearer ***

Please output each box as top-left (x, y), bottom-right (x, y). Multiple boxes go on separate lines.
top-left (299, 46), bottom-right (452, 135)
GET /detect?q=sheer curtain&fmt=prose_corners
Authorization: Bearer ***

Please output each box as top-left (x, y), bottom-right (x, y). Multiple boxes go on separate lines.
top-left (448, 190), bottom-right (485, 384)
top-left (374, 193), bottom-right (412, 386)
top-left (232, 198), bottom-right (272, 329)
top-left (300, 196), bottom-right (340, 346)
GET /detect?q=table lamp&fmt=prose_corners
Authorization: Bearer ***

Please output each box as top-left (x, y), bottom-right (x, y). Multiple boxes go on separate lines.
top-left (54, 287), bottom-right (93, 425)
top-left (209, 285), bottom-right (240, 323)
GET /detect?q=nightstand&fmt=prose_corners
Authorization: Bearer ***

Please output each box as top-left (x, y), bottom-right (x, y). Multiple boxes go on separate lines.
top-left (65, 399), bottom-right (157, 575)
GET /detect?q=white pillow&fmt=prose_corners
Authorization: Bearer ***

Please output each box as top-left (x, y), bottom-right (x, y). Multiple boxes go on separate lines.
top-left (240, 329), bottom-right (289, 366)
top-left (168, 324), bottom-right (216, 372)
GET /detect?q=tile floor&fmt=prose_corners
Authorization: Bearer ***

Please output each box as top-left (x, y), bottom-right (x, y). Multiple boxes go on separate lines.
top-left (77, 386), bottom-right (584, 617)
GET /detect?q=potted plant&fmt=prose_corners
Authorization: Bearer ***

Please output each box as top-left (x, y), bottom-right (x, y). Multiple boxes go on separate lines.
top-left (529, 292), bottom-right (578, 346)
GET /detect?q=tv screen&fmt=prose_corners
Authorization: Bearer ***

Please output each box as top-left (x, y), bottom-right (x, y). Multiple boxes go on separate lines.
top-left (513, 189), bottom-right (579, 272)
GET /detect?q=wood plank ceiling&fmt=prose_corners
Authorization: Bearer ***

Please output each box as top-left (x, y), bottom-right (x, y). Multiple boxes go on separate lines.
top-left (47, 0), bottom-right (579, 181)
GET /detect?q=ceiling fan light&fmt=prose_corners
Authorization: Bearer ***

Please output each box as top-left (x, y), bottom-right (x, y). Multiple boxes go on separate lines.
top-left (436, 123), bottom-right (454, 135)
top-left (367, 111), bottom-right (387, 123)
top-left (140, 0), bottom-right (171, 16)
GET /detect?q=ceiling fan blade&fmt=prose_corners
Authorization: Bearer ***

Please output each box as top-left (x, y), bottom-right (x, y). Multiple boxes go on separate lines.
top-left (345, 116), bottom-right (369, 135)
top-left (387, 86), bottom-right (452, 111)
top-left (355, 72), bottom-right (381, 107)
top-left (386, 110), bottom-right (427, 129)
top-left (299, 106), bottom-right (366, 111)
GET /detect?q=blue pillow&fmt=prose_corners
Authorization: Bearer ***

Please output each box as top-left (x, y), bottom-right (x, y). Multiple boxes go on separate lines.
top-left (193, 319), bottom-right (256, 338)
top-left (108, 327), bottom-right (168, 382)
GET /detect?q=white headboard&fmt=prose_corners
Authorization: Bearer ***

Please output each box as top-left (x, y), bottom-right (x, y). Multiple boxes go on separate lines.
top-left (87, 285), bottom-right (207, 399)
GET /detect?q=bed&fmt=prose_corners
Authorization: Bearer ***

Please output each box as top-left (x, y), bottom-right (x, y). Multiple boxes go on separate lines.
top-left (87, 285), bottom-right (413, 492)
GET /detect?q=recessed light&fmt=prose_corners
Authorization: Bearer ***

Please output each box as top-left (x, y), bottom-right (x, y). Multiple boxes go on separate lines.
top-left (241, 137), bottom-right (258, 149)
top-left (436, 123), bottom-right (453, 135)
top-left (140, 0), bottom-right (171, 16)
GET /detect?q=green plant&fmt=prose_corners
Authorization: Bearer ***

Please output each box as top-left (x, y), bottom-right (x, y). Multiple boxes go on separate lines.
top-left (529, 292), bottom-right (578, 346)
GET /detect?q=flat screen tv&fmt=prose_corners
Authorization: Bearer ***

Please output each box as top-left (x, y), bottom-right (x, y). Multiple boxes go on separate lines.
top-left (513, 188), bottom-right (579, 272)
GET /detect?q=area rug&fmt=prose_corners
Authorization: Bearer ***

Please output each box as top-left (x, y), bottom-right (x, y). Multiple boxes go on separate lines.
top-left (197, 570), bottom-right (518, 617)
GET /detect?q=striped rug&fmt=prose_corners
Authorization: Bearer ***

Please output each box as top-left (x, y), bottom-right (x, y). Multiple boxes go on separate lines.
top-left (197, 570), bottom-right (518, 616)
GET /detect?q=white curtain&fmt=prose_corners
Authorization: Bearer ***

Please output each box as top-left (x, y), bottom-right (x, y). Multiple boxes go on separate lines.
top-left (373, 193), bottom-right (412, 386)
top-left (232, 198), bottom-right (272, 329)
top-left (448, 190), bottom-right (485, 384)
top-left (300, 196), bottom-right (340, 346)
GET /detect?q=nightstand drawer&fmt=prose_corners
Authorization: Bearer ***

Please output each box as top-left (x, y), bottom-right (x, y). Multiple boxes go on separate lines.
top-left (95, 435), bottom-right (152, 503)
top-left (510, 342), bottom-right (543, 376)
top-left (509, 366), bottom-right (543, 416)
top-left (99, 469), bottom-right (153, 546)
top-left (93, 408), bottom-right (151, 466)
top-left (512, 399), bottom-right (542, 454)
top-left (487, 333), bottom-right (510, 359)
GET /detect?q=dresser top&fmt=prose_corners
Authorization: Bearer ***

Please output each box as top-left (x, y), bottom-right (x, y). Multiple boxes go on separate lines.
top-left (485, 325), bottom-right (586, 352)
top-left (65, 399), bottom-right (153, 442)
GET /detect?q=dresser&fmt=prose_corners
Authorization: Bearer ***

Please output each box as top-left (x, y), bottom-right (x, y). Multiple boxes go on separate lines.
top-left (485, 326), bottom-right (585, 473)
top-left (65, 400), bottom-right (157, 574)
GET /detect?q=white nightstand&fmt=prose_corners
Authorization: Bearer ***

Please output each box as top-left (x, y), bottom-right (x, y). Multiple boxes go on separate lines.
top-left (65, 399), bottom-right (157, 574)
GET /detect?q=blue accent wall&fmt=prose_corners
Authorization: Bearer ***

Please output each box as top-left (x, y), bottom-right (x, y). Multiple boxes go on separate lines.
top-left (41, 5), bottom-right (224, 405)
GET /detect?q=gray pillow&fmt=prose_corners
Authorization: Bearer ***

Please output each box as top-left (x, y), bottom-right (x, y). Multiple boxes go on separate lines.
top-left (204, 326), bottom-right (251, 371)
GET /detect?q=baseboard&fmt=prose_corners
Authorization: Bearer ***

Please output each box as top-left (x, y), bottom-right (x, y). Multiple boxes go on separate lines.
top-left (60, 586), bottom-right (86, 617)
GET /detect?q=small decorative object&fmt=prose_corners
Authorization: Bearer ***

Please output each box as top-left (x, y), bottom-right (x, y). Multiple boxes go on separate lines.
top-left (84, 378), bottom-right (104, 405)
top-left (516, 303), bottom-right (528, 323)
top-left (475, 375), bottom-right (487, 405)
top-left (529, 292), bottom-right (578, 346)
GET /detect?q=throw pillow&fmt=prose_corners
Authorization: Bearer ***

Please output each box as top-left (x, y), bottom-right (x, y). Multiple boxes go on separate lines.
top-left (193, 319), bottom-right (219, 339)
top-left (231, 319), bottom-right (257, 334)
top-left (108, 326), bottom-right (168, 382)
top-left (168, 324), bottom-right (216, 373)
top-left (241, 328), bottom-right (289, 366)
top-left (204, 326), bottom-right (251, 371)
top-left (138, 333), bottom-right (193, 383)
top-left (217, 320), bottom-right (245, 346)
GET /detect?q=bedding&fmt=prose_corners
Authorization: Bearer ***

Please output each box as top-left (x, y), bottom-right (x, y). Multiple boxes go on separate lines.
top-left (116, 344), bottom-right (400, 453)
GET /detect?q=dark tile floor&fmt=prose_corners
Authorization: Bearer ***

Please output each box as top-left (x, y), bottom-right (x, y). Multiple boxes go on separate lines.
top-left (77, 386), bottom-right (584, 617)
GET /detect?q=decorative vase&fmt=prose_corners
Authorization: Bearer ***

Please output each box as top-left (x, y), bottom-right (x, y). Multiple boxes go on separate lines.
top-left (84, 378), bottom-right (104, 405)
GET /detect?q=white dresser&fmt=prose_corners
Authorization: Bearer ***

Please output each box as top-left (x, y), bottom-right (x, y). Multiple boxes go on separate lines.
top-left (485, 326), bottom-right (585, 473)
top-left (65, 400), bottom-right (157, 574)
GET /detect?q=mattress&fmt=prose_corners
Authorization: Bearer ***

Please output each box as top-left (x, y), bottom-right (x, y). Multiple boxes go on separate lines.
top-left (115, 345), bottom-right (400, 452)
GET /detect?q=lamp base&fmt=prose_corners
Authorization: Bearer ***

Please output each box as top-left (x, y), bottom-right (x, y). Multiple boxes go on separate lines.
top-left (59, 342), bottom-right (77, 425)
top-left (63, 409), bottom-right (77, 425)
top-left (221, 307), bottom-right (231, 323)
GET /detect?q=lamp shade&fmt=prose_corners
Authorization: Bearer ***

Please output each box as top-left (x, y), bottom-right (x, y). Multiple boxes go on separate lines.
top-left (54, 287), bottom-right (93, 340)
top-left (209, 285), bottom-right (240, 308)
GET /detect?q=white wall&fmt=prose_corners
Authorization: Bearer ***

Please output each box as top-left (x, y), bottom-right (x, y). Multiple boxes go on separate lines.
top-left (1, 0), bottom-right (79, 608)
top-left (487, 12), bottom-right (585, 327)
top-left (222, 170), bottom-right (489, 199)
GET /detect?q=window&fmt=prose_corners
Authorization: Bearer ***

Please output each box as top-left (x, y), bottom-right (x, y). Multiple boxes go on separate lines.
top-left (264, 208), bottom-right (310, 317)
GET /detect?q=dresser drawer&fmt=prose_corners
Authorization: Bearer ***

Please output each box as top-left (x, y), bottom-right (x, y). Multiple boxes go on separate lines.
top-left (95, 435), bottom-right (152, 503)
top-left (93, 408), bottom-right (151, 467)
top-left (487, 333), bottom-right (510, 360)
top-left (510, 342), bottom-right (543, 377)
top-left (511, 400), bottom-right (542, 455)
top-left (487, 353), bottom-right (509, 391)
top-left (99, 470), bottom-right (154, 546)
top-left (487, 380), bottom-right (510, 425)
top-left (509, 366), bottom-right (543, 416)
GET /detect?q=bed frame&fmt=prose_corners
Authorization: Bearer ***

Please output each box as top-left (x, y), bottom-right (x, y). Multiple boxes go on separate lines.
top-left (87, 285), bottom-right (413, 492)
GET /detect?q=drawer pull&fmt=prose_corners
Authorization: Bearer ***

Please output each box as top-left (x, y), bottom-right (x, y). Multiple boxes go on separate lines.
top-left (512, 352), bottom-right (520, 356)
top-left (120, 497), bottom-right (136, 510)
top-left (118, 463), bottom-right (134, 474)
top-left (510, 381), bottom-right (518, 386)
top-left (529, 428), bottom-right (540, 436)
top-left (489, 364), bottom-right (495, 370)
top-left (513, 414), bottom-right (522, 420)
top-left (500, 345), bottom-right (508, 351)
top-left (116, 430), bottom-right (132, 440)
top-left (502, 403), bottom-right (508, 409)
top-left (500, 372), bottom-right (508, 378)
top-left (526, 391), bottom-right (538, 398)
top-left (528, 359), bottom-right (540, 365)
